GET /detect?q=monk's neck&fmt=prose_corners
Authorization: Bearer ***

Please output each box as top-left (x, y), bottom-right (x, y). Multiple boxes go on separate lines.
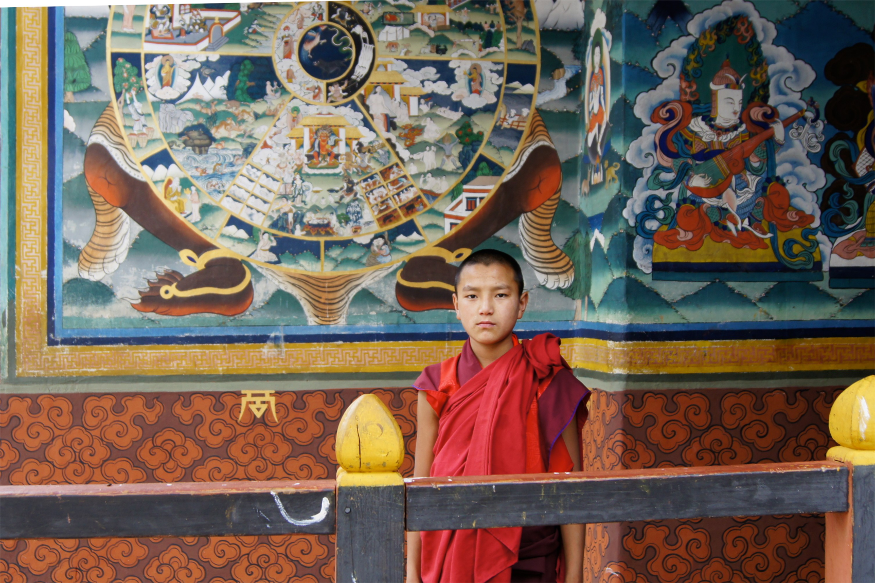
top-left (470, 335), bottom-right (515, 369)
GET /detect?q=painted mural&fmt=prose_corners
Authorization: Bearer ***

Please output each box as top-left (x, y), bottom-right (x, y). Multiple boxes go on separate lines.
top-left (583, 8), bottom-right (610, 189)
top-left (576, 0), bottom-right (874, 327)
top-left (3, 2), bottom-right (875, 582)
top-left (45, 0), bottom-right (872, 370)
top-left (630, 18), bottom-right (825, 279)
top-left (52, 0), bottom-right (587, 344)
top-left (1, 0), bottom-right (872, 378)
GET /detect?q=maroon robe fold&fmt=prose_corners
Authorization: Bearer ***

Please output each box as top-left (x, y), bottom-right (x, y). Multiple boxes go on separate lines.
top-left (414, 334), bottom-right (589, 583)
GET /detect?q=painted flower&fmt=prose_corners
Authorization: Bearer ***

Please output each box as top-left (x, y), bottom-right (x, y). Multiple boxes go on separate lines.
top-left (230, 544), bottom-right (296, 582)
top-left (44, 427), bottom-right (112, 484)
top-left (144, 546), bottom-right (206, 583)
top-left (53, 548), bottom-right (116, 583)
top-left (0, 559), bottom-right (27, 583)
top-left (137, 428), bottom-right (203, 482)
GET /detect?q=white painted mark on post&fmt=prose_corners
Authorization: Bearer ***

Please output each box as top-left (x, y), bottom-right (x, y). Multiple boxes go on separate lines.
top-left (860, 397), bottom-right (870, 439)
top-left (271, 493), bottom-right (330, 526)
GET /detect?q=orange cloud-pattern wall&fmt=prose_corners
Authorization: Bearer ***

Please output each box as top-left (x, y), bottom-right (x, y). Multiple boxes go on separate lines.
top-left (582, 386), bottom-right (842, 583)
top-left (1, 385), bottom-right (841, 581)
top-left (0, 388), bottom-right (416, 582)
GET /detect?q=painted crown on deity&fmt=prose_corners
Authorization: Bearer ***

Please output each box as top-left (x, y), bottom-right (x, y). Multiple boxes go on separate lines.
top-left (710, 59), bottom-right (746, 91)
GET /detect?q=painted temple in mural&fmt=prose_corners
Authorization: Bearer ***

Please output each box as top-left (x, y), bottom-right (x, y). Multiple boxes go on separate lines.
top-left (1, 0), bottom-right (873, 580)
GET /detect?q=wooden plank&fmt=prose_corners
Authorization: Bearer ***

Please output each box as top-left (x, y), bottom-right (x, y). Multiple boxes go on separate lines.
top-left (0, 480), bottom-right (336, 539)
top-left (852, 465), bottom-right (875, 582)
top-left (827, 464), bottom-right (875, 583)
top-left (335, 483), bottom-right (405, 583)
top-left (406, 462), bottom-right (849, 531)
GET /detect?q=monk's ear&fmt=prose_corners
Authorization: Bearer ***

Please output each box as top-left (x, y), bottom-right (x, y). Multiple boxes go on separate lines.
top-left (452, 293), bottom-right (460, 319)
top-left (517, 290), bottom-right (529, 318)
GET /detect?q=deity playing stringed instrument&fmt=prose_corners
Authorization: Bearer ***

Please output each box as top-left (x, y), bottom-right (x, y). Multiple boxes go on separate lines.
top-left (652, 59), bottom-right (816, 249)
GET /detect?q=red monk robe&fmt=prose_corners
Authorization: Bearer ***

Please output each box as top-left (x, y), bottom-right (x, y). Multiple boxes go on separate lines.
top-left (414, 333), bottom-right (590, 583)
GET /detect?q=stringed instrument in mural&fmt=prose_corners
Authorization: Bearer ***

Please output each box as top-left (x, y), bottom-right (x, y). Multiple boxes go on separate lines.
top-left (686, 108), bottom-right (807, 199)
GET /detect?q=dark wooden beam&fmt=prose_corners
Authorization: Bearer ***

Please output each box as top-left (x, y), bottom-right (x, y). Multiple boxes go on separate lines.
top-left (406, 462), bottom-right (849, 531)
top-left (336, 482), bottom-right (405, 582)
top-left (850, 465), bottom-right (875, 582)
top-left (0, 480), bottom-right (336, 539)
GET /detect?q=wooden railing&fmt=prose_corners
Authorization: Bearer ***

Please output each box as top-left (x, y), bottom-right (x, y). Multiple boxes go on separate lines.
top-left (2, 377), bottom-right (874, 582)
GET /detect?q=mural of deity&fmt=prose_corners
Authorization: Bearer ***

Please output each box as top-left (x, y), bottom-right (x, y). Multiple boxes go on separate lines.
top-left (160, 55), bottom-right (176, 88)
top-left (666, 60), bottom-right (807, 241)
top-left (820, 43), bottom-right (875, 288)
top-left (467, 63), bottom-right (483, 95)
top-left (309, 126), bottom-right (340, 167)
top-left (584, 9), bottom-right (611, 186)
top-left (626, 12), bottom-right (826, 281)
top-left (149, 4), bottom-right (172, 39)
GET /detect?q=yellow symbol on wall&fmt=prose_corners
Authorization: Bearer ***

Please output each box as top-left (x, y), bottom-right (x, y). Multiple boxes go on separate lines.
top-left (239, 390), bottom-right (278, 422)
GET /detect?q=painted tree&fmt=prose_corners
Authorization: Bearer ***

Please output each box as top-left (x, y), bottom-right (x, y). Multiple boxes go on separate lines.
top-left (477, 21), bottom-right (502, 50)
top-left (113, 57), bottom-right (143, 107)
top-left (455, 121), bottom-right (483, 169)
top-left (228, 58), bottom-right (275, 104)
top-left (234, 59), bottom-right (256, 103)
top-left (561, 227), bottom-right (592, 321)
top-left (64, 31), bottom-right (91, 102)
top-left (501, 0), bottom-right (529, 50)
top-left (429, 34), bottom-right (454, 48)
top-left (476, 161), bottom-right (492, 176)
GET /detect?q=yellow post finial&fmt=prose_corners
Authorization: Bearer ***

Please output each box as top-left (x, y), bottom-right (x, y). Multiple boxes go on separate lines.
top-left (827, 375), bottom-right (875, 466)
top-left (335, 394), bottom-right (404, 485)
top-left (334, 395), bottom-right (406, 580)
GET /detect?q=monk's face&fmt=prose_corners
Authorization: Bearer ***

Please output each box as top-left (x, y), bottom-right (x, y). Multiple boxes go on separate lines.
top-left (453, 263), bottom-right (528, 350)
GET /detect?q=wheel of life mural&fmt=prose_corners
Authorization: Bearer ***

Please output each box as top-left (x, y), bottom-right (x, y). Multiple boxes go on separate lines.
top-left (88, 1), bottom-right (560, 325)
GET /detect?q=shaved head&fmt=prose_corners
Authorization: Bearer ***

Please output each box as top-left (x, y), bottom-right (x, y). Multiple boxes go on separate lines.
top-left (455, 249), bottom-right (524, 296)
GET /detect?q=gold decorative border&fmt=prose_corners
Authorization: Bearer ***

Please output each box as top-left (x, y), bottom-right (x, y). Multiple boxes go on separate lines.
top-left (12, 9), bottom-right (874, 377)
top-left (16, 7), bottom-right (49, 377)
top-left (563, 337), bottom-right (874, 375)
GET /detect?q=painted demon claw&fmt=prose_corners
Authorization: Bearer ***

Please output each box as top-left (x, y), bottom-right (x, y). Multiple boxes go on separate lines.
top-left (131, 257), bottom-right (254, 317)
top-left (83, 105), bottom-right (255, 318)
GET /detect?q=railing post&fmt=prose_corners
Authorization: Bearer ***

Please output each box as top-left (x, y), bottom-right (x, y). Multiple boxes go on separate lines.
top-left (826, 375), bottom-right (875, 583)
top-left (334, 394), bottom-right (406, 582)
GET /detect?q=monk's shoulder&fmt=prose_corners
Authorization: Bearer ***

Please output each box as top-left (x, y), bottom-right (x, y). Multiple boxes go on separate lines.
top-left (539, 368), bottom-right (589, 415)
top-left (550, 368), bottom-right (587, 392)
top-left (414, 361), bottom-right (443, 392)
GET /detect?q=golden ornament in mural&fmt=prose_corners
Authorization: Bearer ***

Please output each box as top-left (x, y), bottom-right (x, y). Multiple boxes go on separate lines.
top-left (239, 390), bottom-right (279, 422)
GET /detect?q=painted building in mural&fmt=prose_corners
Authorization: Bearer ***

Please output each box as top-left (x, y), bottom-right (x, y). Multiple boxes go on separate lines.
top-left (0, 0), bottom-right (872, 581)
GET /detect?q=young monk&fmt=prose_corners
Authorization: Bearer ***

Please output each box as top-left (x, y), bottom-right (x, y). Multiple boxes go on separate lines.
top-left (407, 249), bottom-right (590, 583)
